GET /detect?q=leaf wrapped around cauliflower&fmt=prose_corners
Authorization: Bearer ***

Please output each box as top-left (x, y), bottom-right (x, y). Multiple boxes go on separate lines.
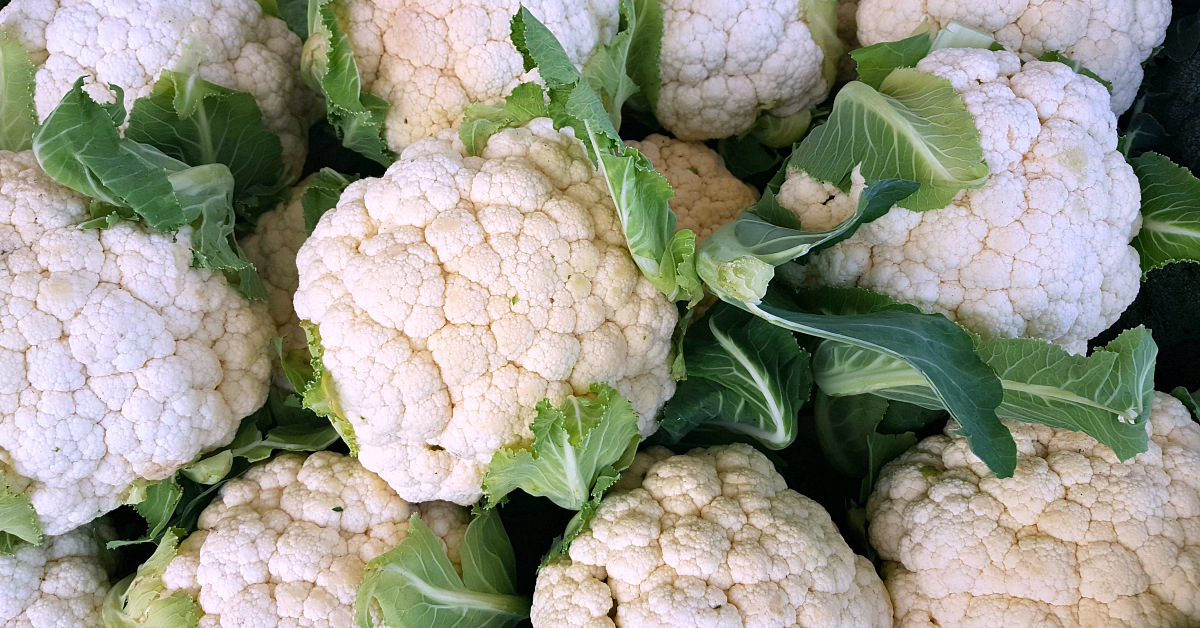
top-left (867, 392), bottom-right (1200, 627)
top-left (105, 451), bottom-right (472, 628)
top-left (531, 443), bottom-right (893, 628)
top-left (0, 0), bottom-right (320, 176)
top-left (784, 48), bottom-right (1144, 354)
top-left (2, 519), bottom-right (114, 627)
top-left (0, 150), bottom-right (273, 536)
top-left (853, 0), bottom-right (1171, 114)
top-left (294, 118), bottom-right (679, 505)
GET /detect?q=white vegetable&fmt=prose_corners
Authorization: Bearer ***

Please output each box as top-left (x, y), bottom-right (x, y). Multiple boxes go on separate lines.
top-left (0, 150), bottom-right (272, 535)
top-left (1, 519), bottom-right (113, 628)
top-left (294, 118), bottom-right (678, 505)
top-left (867, 392), bottom-right (1200, 627)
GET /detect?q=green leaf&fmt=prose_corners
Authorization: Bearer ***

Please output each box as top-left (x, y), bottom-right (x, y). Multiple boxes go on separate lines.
top-left (301, 168), bottom-right (358, 232)
top-left (107, 477), bottom-right (184, 550)
top-left (660, 303), bottom-right (811, 449)
top-left (1172, 387), bottom-right (1199, 420)
top-left (355, 511), bottom-right (530, 628)
top-left (483, 383), bottom-right (640, 511)
top-left (622, 0), bottom-right (663, 112)
top-left (581, 0), bottom-right (663, 130)
top-left (929, 22), bottom-right (1002, 53)
top-left (800, 0), bottom-right (842, 89)
top-left (0, 28), bottom-right (37, 152)
top-left (851, 23), bottom-right (999, 91)
top-left (1038, 51), bottom-right (1113, 93)
top-left (509, 7), bottom-right (703, 305)
top-left (790, 70), bottom-right (989, 211)
top-left (304, 0), bottom-right (393, 165)
top-left (748, 109), bottom-right (812, 149)
top-left (812, 391), bottom-right (916, 503)
top-left (696, 178), bottom-right (919, 305)
top-left (102, 529), bottom-right (201, 628)
top-left (753, 287), bottom-right (1014, 477)
top-left (459, 82), bottom-right (549, 156)
top-left (0, 469), bottom-right (40, 554)
top-left (126, 70), bottom-right (290, 219)
top-left (298, 321), bottom-right (359, 454)
top-left (814, 327), bottom-right (1157, 460)
top-left (276, 0), bottom-right (310, 39)
top-left (1129, 152), bottom-right (1200, 273)
top-left (716, 134), bottom-right (785, 179)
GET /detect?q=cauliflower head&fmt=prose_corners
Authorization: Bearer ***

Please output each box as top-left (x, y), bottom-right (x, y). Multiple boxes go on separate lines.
top-left (853, 0), bottom-right (1171, 113)
top-left (330, 0), bottom-right (619, 152)
top-left (241, 176), bottom-right (313, 386)
top-left (867, 392), bottom-right (1200, 628)
top-left (531, 444), bottom-right (893, 628)
top-left (0, 0), bottom-right (318, 174)
top-left (158, 452), bottom-right (469, 627)
top-left (654, 0), bottom-right (837, 141)
top-left (625, 135), bottom-right (759, 242)
top-left (0, 150), bottom-right (272, 535)
top-left (1, 519), bottom-right (114, 628)
top-left (781, 49), bottom-right (1142, 354)
top-left (293, 118), bottom-right (678, 505)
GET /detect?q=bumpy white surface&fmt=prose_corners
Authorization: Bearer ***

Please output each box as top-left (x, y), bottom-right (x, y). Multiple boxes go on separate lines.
top-left (0, 0), bottom-right (318, 174)
top-left (625, 135), bottom-right (759, 242)
top-left (531, 444), bottom-right (893, 628)
top-left (294, 119), bottom-right (678, 505)
top-left (854, 0), bottom-right (1171, 113)
top-left (868, 392), bottom-right (1200, 628)
top-left (780, 49), bottom-right (1142, 354)
top-left (160, 452), bottom-right (469, 628)
top-left (0, 520), bottom-right (113, 628)
top-left (0, 151), bottom-right (272, 535)
top-left (330, 0), bottom-right (619, 152)
top-left (655, 0), bottom-right (832, 140)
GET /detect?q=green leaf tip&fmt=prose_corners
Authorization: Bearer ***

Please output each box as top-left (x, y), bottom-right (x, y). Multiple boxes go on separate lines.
top-left (301, 168), bottom-right (358, 233)
top-left (298, 321), bottom-right (359, 454)
top-left (0, 469), bottom-right (41, 554)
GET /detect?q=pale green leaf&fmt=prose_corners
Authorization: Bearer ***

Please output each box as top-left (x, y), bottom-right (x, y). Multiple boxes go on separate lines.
top-left (299, 321), bottom-right (359, 454)
top-left (0, 469), bottom-right (40, 554)
top-left (1130, 152), bottom-right (1200, 273)
top-left (102, 529), bottom-right (201, 628)
top-left (459, 82), bottom-right (549, 156)
top-left (0, 29), bottom-right (37, 152)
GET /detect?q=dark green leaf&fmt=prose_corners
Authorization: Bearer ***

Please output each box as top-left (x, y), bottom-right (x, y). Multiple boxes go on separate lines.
top-left (1130, 152), bottom-right (1200, 273)
top-left (301, 168), bottom-right (358, 232)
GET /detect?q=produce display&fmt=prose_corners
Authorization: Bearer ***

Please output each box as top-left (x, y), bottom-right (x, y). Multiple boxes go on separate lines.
top-left (0, 0), bottom-right (1196, 627)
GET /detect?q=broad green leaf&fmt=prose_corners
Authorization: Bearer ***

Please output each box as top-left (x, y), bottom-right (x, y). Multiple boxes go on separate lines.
top-left (1172, 387), bottom-right (1199, 420)
top-left (356, 511), bottom-right (530, 628)
top-left (299, 321), bottom-right (359, 454)
top-left (812, 391), bottom-right (916, 502)
top-left (304, 0), bottom-right (393, 165)
top-left (0, 29), bottom-right (37, 152)
top-left (851, 23), bottom-right (998, 91)
top-left (929, 22), bottom-right (1001, 53)
top-left (716, 133), bottom-right (785, 179)
top-left (790, 70), bottom-right (988, 211)
top-left (0, 469), bottom-right (40, 554)
top-left (1130, 152), bottom-right (1200, 273)
top-left (813, 327), bottom-right (1157, 460)
top-left (581, 0), bottom-right (664, 130)
top-left (1038, 51), bottom-right (1113, 93)
top-left (107, 477), bottom-right (184, 550)
top-left (623, 0), bottom-right (663, 112)
top-left (800, 0), bottom-right (841, 88)
top-left (180, 452), bottom-right (233, 485)
top-left (659, 303), bottom-right (811, 449)
top-left (510, 8), bottom-right (703, 305)
top-left (103, 530), bottom-right (201, 628)
top-left (1118, 107), bottom-right (1167, 159)
top-left (301, 168), bottom-right (358, 232)
top-left (460, 82), bottom-right (549, 156)
top-left (483, 383), bottom-right (640, 511)
top-left (126, 70), bottom-right (290, 219)
top-left (753, 287), bottom-right (1014, 477)
top-left (748, 109), bottom-right (812, 149)
top-left (696, 178), bottom-right (919, 305)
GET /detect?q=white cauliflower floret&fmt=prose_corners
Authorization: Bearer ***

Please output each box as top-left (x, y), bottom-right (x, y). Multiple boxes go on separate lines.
top-left (854, 0), bottom-right (1171, 113)
top-left (0, 0), bottom-right (319, 174)
top-left (294, 118), bottom-right (678, 505)
top-left (781, 49), bottom-right (1142, 354)
top-left (625, 135), bottom-right (759, 241)
top-left (532, 444), bottom-right (893, 628)
top-left (158, 452), bottom-right (469, 627)
top-left (0, 519), bottom-right (114, 628)
top-left (867, 392), bottom-right (1200, 628)
top-left (241, 177), bottom-right (313, 386)
top-left (0, 150), bottom-right (272, 535)
top-left (654, 0), bottom-right (836, 140)
top-left (327, 0), bottom-right (619, 152)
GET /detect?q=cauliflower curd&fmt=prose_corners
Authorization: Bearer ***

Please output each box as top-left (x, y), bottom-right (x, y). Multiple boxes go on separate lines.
top-left (0, 0), bottom-right (318, 174)
top-left (326, 0), bottom-right (620, 151)
top-left (868, 392), bottom-right (1200, 628)
top-left (158, 452), bottom-right (469, 627)
top-left (1, 520), bottom-right (113, 628)
top-left (0, 151), bottom-right (273, 536)
top-left (782, 49), bottom-right (1143, 354)
top-left (294, 119), bottom-right (678, 506)
top-left (532, 444), bottom-right (893, 628)
top-left (853, 0), bottom-right (1171, 113)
